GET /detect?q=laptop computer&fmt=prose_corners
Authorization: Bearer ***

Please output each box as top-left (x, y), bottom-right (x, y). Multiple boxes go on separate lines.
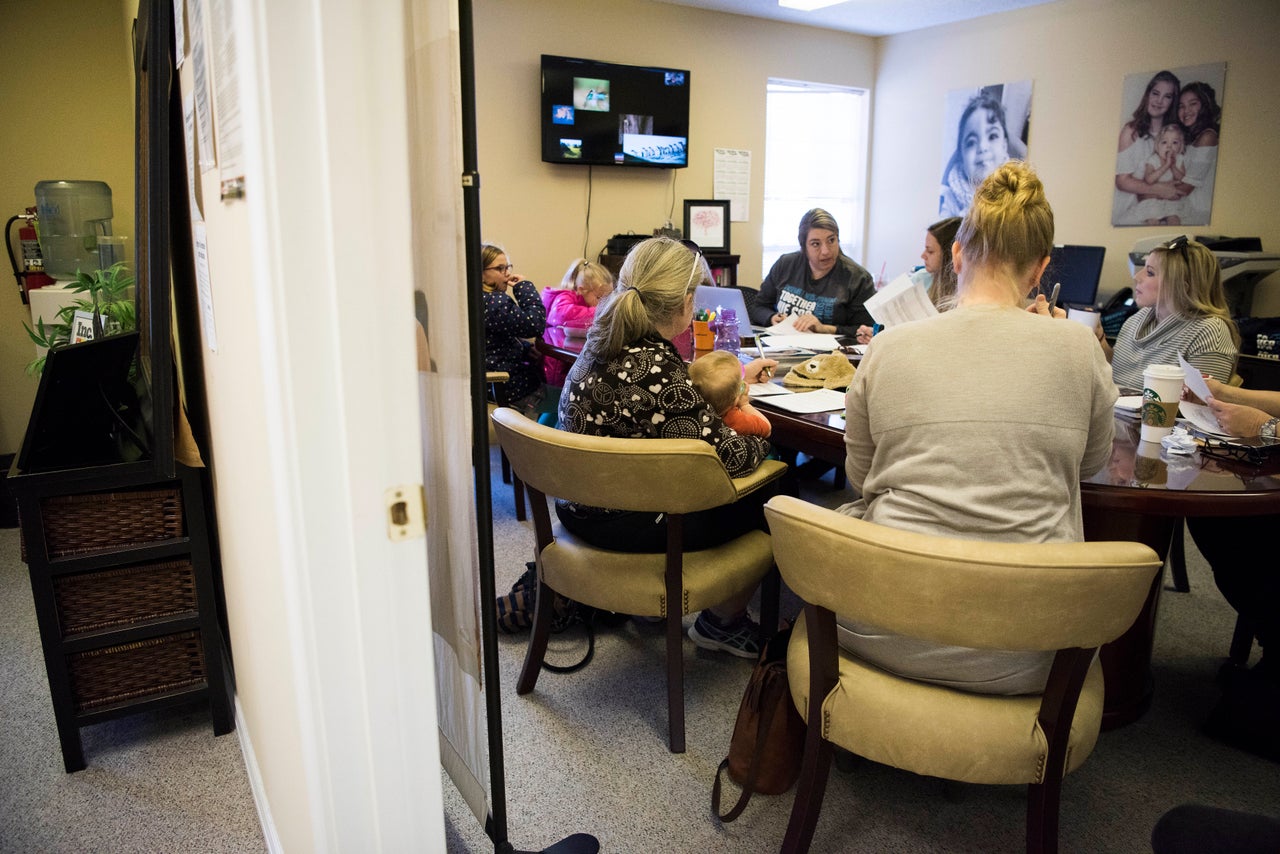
top-left (693, 285), bottom-right (753, 329)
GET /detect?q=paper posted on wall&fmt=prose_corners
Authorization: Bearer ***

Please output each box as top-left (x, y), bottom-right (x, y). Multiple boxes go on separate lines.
top-left (863, 272), bottom-right (938, 327)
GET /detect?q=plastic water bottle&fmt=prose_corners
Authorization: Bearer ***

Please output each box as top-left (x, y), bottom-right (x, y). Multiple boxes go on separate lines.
top-left (713, 308), bottom-right (740, 354)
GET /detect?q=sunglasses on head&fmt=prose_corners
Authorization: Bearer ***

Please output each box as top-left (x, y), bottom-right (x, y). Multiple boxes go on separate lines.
top-left (1162, 235), bottom-right (1190, 253)
top-left (681, 239), bottom-right (705, 291)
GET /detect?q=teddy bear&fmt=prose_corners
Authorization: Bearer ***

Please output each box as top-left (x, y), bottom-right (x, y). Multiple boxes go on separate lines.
top-left (781, 349), bottom-right (855, 389)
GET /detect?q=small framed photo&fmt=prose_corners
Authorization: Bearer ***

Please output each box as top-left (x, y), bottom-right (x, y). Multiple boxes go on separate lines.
top-left (682, 199), bottom-right (731, 253)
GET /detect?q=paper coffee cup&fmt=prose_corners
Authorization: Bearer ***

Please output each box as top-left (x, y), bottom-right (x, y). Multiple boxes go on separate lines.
top-left (1067, 307), bottom-right (1101, 330)
top-left (1133, 440), bottom-right (1168, 487)
top-left (1140, 364), bottom-right (1183, 442)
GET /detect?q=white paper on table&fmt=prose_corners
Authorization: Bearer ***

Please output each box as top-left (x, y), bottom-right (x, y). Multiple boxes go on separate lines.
top-left (762, 333), bottom-right (843, 351)
top-left (863, 272), bottom-right (938, 327)
top-left (1179, 401), bottom-right (1227, 436)
top-left (759, 388), bottom-right (847, 413)
top-left (1178, 355), bottom-right (1214, 403)
top-left (748, 383), bottom-right (793, 397)
top-left (765, 315), bottom-right (799, 333)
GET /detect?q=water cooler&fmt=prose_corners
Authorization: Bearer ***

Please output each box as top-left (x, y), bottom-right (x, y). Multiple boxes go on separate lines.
top-left (27, 180), bottom-right (122, 330)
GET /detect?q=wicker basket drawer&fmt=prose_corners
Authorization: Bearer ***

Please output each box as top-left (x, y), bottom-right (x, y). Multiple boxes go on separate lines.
top-left (54, 560), bottom-right (198, 636)
top-left (27, 487), bottom-right (185, 561)
top-left (66, 630), bottom-right (207, 714)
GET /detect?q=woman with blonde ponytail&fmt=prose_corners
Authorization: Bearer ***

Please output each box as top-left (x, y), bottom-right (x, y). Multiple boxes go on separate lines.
top-left (837, 161), bottom-right (1117, 695)
top-left (557, 237), bottom-right (779, 657)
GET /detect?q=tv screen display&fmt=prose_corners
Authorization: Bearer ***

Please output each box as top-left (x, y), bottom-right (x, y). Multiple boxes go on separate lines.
top-left (541, 54), bottom-right (690, 168)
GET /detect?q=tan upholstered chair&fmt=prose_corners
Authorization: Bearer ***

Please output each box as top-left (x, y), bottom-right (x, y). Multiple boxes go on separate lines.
top-left (763, 495), bottom-right (1161, 854)
top-left (491, 406), bottom-right (787, 753)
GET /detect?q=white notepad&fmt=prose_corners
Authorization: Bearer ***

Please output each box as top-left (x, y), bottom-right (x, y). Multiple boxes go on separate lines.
top-left (759, 388), bottom-right (847, 413)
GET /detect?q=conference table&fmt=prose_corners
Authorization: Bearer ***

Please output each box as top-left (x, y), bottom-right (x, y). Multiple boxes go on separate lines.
top-left (536, 331), bottom-right (1280, 728)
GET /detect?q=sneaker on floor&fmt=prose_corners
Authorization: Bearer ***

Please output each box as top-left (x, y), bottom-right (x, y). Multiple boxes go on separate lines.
top-left (688, 612), bottom-right (760, 659)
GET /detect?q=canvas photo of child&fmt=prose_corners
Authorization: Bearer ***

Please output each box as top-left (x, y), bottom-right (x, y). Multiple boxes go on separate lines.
top-left (938, 80), bottom-right (1032, 218)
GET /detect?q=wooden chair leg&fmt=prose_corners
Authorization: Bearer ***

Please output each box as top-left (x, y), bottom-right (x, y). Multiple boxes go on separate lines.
top-left (665, 606), bottom-right (686, 754)
top-left (760, 565), bottom-right (780, 643)
top-left (516, 575), bottom-right (558, 695)
top-left (500, 448), bottom-right (512, 484)
top-left (1229, 615), bottom-right (1256, 666)
top-left (781, 723), bottom-right (834, 853)
top-left (665, 515), bottom-right (686, 754)
top-left (512, 474), bottom-right (527, 522)
top-left (1025, 777), bottom-right (1063, 854)
top-left (1167, 517), bottom-right (1189, 592)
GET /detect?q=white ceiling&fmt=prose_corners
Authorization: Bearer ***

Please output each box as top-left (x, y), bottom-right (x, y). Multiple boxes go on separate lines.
top-left (647, 0), bottom-right (1059, 37)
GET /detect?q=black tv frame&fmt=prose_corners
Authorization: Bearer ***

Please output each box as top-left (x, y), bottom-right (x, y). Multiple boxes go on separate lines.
top-left (540, 53), bottom-right (690, 169)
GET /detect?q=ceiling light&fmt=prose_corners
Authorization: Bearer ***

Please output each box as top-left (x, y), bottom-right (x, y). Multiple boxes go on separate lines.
top-left (778, 0), bottom-right (846, 10)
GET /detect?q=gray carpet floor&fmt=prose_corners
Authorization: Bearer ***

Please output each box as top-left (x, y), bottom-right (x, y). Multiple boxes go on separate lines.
top-left (444, 451), bottom-right (1279, 853)
top-left (4, 452), bottom-right (1276, 853)
top-left (0, 527), bottom-right (264, 853)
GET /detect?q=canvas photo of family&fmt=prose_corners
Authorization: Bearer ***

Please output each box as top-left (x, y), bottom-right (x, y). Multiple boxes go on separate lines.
top-left (1113, 62), bottom-right (1225, 227)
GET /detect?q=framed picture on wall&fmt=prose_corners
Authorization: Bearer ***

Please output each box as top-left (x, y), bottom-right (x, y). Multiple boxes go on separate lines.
top-left (682, 199), bottom-right (730, 253)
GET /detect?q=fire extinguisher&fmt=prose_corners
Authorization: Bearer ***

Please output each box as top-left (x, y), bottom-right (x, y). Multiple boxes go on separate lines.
top-left (6, 206), bottom-right (56, 305)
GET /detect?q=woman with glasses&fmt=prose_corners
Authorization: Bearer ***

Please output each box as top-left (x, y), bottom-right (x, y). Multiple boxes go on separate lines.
top-left (748, 208), bottom-right (876, 336)
top-left (557, 237), bottom-right (778, 657)
top-left (838, 161), bottom-right (1117, 694)
top-left (1102, 237), bottom-right (1238, 390)
top-left (481, 242), bottom-right (547, 418)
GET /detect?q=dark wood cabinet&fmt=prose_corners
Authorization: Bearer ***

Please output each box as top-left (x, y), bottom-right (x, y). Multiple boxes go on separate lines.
top-left (599, 251), bottom-right (739, 288)
top-left (10, 462), bottom-right (233, 772)
top-left (7, 0), bottom-right (232, 773)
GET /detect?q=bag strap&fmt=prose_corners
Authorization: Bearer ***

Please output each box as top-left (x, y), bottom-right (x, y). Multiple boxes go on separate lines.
top-left (711, 666), bottom-right (786, 823)
top-left (541, 612), bottom-right (596, 674)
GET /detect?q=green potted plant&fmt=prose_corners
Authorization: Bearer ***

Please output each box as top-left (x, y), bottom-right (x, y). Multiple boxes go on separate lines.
top-left (23, 262), bottom-right (137, 375)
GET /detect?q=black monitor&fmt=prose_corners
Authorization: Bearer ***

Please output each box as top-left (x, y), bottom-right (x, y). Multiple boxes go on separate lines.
top-left (1046, 245), bottom-right (1106, 308)
top-left (17, 332), bottom-right (149, 473)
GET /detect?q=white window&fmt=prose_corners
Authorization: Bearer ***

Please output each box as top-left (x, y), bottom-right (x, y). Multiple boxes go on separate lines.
top-left (761, 79), bottom-right (869, 280)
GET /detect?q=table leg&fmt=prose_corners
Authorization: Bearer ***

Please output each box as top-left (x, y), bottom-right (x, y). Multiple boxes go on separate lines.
top-left (1083, 507), bottom-right (1176, 730)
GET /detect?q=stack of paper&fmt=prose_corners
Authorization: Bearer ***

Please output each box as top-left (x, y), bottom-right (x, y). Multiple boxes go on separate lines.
top-left (864, 272), bottom-right (938, 327)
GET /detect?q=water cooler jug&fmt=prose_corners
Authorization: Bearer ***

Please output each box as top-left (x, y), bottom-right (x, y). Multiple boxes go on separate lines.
top-left (34, 180), bottom-right (115, 279)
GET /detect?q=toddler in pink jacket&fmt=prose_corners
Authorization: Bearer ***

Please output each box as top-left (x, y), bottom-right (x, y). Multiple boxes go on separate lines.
top-left (541, 258), bottom-right (615, 387)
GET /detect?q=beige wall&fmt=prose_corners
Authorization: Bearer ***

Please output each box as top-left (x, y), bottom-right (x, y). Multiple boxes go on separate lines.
top-left (869, 0), bottom-right (1280, 311)
top-left (0, 0), bottom-right (137, 454)
top-left (472, 0), bottom-right (876, 291)
top-left (477, 0), bottom-right (1280, 317)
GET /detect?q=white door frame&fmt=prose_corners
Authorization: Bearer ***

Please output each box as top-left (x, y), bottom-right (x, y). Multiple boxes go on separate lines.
top-left (237, 0), bottom-right (444, 848)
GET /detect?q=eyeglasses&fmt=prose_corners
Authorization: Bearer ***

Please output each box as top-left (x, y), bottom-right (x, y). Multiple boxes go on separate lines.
top-left (680, 240), bottom-right (704, 292)
top-left (1199, 437), bottom-right (1278, 467)
top-left (1161, 235), bottom-right (1190, 253)
top-left (485, 263), bottom-right (514, 273)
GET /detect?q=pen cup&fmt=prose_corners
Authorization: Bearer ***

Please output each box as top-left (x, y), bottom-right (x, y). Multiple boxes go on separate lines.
top-left (1140, 364), bottom-right (1183, 442)
top-left (693, 320), bottom-right (713, 350)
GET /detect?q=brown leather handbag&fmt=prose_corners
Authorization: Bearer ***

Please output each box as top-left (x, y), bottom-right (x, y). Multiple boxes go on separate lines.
top-left (712, 625), bottom-right (806, 822)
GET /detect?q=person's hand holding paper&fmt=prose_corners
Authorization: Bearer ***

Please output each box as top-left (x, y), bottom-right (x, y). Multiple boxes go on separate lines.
top-left (1176, 355), bottom-right (1227, 436)
top-left (863, 272), bottom-right (938, 328)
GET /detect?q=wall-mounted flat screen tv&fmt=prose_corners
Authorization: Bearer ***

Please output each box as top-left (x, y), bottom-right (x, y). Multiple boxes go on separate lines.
top-left (540, 54), bottom-right (690, 168)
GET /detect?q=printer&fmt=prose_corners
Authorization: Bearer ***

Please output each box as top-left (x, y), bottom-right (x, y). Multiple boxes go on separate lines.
top-left (1129, 235), bottom-right (1280, 317)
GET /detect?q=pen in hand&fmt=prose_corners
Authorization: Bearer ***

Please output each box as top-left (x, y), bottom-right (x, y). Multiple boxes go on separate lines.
top-left (1046, 282), bottom-right (1060, 310)
top-left (756, 341), bottom-right (773, 379)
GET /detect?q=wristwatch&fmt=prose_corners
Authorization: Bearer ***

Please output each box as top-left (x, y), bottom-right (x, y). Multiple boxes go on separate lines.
top-left (1261, 417), bottom-right (1280, 441)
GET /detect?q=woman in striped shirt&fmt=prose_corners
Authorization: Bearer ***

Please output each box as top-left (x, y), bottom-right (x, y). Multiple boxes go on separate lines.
top-left (1099, 236), bottom-right (1238, 389)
